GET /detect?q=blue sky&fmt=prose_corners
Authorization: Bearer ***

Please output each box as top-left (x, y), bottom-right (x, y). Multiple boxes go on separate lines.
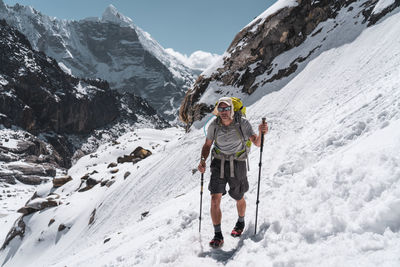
top-left (3, 0), bottom-right (275, 56)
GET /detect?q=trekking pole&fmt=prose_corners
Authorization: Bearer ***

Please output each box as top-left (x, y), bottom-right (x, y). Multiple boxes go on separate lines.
top-left (255, 118), bottom-right (266, 235)
top-left (199, 173), bottom-right (204, 232)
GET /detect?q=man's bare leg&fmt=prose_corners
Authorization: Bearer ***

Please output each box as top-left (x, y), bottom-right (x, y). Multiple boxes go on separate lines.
top-left (231, 197), bottom-right (246, 237)
top-left (236, 197), bottom-right (246, 217)
top-left (210, 193), bottom-right (222, 225)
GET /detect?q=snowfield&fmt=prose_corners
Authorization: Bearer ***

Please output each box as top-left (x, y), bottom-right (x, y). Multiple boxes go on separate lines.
top-left (1, 3), bottom-right (400, 267)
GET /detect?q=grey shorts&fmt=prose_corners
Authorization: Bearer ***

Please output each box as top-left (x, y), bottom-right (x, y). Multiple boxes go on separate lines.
top-left (208, 158), bottom-right (249, 200)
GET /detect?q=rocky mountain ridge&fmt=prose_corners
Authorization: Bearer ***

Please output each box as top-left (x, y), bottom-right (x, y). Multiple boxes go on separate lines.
top-left (0, 19), bottom-right (168, 190)
top-left (0, 2), bottom-right (199, 121)
top-left (179, 0), bottom-right (400, 126)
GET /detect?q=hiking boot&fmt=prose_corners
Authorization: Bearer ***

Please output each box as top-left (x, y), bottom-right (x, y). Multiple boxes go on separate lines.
top-left (209, 232), bottom-right (224, 248)
top-left (231, 221), bottom-right (245, 237)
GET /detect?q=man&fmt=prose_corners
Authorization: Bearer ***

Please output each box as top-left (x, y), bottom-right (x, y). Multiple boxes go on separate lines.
top-left (198, 97), bottom-right (268, 248)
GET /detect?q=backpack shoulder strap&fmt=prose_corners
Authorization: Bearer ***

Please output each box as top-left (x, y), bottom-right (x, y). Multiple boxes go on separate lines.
top-left (235, 119), bottom-right (251, 171)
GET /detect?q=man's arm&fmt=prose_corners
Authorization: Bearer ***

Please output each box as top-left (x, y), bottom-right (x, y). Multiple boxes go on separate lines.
top-left (249, 122), bottom-right (268, 147)
top-left (198, 139), bottom-right (213, 173)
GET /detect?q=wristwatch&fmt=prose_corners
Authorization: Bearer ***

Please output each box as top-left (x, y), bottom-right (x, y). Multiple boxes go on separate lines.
top-left (201, 157), bottom-right (206, 163)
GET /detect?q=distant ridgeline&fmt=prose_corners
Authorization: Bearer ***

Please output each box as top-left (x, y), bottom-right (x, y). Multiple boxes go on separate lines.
top-left (0, 1), bottom-right (199, 121)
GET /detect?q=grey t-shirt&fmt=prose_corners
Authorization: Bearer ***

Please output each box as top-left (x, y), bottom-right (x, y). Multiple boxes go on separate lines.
top-left (207, 118), bottom-right (256, 154)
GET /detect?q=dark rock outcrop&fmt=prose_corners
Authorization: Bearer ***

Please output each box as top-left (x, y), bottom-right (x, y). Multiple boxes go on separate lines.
top-left (88, 209), bottom-right (96, 225)
top-left (0, 19), bottom-right (119, 134)
top-left (0, 4), bottom-right (197, 120)
top-left (16, 175), bottom-right (48, 185)
top-left (78, 177), bottom-right (101, 192)
top-left (1, 191), bottom-right (61, 249)
top-left (58, 224), bottom-right (66, 232)
top-left (179, 0), bottom-right (400, 126)
top-left (0, 20), bottom-right (168, 186)
top-left (7, 163), bottom-right (56, 177)
top-left (107, 162), bottom-right (118, 168)
top-left (117, 146), bottom-right (152, 164)
top-left (124, 171), bottom-right (131, 179)
top-left (53, 176), bottom-right (73, 188)
top-left (1, 216), bottom-right (25, 250)
top-left (17, 193), bottom-right (61, 215)
top-left (180, 0), bottom-right (352, 125)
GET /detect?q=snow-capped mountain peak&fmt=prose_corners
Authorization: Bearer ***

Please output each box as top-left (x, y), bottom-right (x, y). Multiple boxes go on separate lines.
top-left (0, 1), bottom-right (198, 122)
top-left (101, 4), bottom-right (133, 27)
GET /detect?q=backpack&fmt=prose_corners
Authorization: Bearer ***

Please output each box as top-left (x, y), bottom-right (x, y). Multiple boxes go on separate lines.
top-left (230, 97), bottom-right (246, 119)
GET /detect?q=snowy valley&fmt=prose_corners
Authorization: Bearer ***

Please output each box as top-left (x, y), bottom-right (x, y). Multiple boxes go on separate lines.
top-left (1, 0), bottom-right (400, 266)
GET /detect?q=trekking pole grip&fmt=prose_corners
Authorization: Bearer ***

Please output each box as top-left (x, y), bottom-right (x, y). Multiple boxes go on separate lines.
top-left (260, 117), bottom-right (266, 151)
top-left (262, 118), bottom-right (266, 134)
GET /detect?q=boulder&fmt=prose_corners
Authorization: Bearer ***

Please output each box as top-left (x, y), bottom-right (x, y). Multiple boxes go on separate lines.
top-left (17, 206), bottom-right (37, 215)
top-left (117, 155), bottom-right (137, 164)
top-left (0, 151), bottom-right (18, 162)
top-left (80, 173), bottom-right (90, 180)
top-left (86, 177), bottom-right (99, 187)
top-left (53, 176), bottom-right (73, 187)
top-left (110, 169), bottom-right (119, 174)
top-left (141, 211), bottom-right (150, 219)
top-left (124, 171), bottom-right (131, 179)
top-left (78, 177), bottom-right (100, 192)
top-left (1, 216), bottom-right (26, 250)
top-left (17, 197), bottom-right (59, 215)
top-left (7, 163), bottom-right (56, 177)
top-left (117, 146), bottom-right (152, 164)
top-left (106, 180), bottom-right (115, 187)
top-left (10, 140), bottom-right (37, 154)
top-left (131, 146), bottom-right (152, 159)
top-left (58, 224), bottom-right (66, 232)
top-left (47, 193), bottom-right (60, 200)
top-left (15, 175), bottom-right (48, 185)
top-left (0, 172), bottom-right (18, 185)
top-left (107, 162), bottom-right (117, 168)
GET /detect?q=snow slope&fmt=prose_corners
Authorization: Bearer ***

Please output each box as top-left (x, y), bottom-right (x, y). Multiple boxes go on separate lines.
top-left (196, 0), bottom-right (399, 114)
top-left (1, 4), bottom-right (400, 267)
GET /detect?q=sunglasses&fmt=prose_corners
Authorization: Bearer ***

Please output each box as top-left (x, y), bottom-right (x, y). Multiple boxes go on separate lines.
top-left (217, 106), bottom-right (231, 112)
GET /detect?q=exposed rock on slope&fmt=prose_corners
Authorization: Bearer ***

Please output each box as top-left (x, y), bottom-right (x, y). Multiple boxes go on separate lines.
top-left (0, 20), bottom-right (167, 188)
top-left (179, 0), bottom-right (400, 126)
top-left (0, 19), bottom-right (118, 134)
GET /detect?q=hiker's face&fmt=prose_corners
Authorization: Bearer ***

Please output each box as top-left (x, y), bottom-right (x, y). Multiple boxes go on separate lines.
top-left (218, 103), bottom-right (231, 121)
